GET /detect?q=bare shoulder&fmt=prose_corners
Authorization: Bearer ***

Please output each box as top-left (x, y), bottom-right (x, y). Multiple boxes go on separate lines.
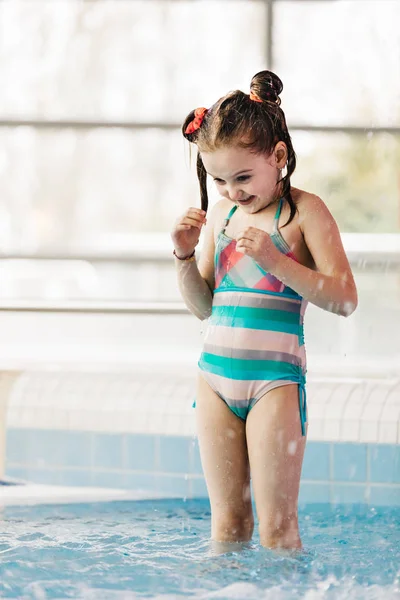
top-left (209, 197), bottom-right (232, 217)
top-left (291, 188), bottom-right (334, 229)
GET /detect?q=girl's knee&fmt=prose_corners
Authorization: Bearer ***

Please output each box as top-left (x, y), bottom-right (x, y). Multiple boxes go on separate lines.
top-left (258, 511), bottom-right (301, 549)
top-left (212, 508), bottom-right (254, 543)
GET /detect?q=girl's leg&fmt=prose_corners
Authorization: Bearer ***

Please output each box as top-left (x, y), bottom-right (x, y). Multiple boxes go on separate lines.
top-left (196, 373), bottom-right (254, 543)
top-left (246, 384), bottom-right (307, 550)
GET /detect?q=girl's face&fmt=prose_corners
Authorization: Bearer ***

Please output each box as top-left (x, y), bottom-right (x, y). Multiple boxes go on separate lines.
top-left (201, 143), bottom-right (287, 214)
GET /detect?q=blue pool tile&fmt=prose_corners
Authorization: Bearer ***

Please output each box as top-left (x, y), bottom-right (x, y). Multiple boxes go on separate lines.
top-left (302, 442), bottom-right (330, 480)
top-left (299, 483), bottom-right (331, 504)
top-left (57, 431), bottom-right (92, 468)
top-left (370, 445), bottom-right (400, 484)
top-left (28, 430), bottom-right (64, 467)
top-left (190, 476), bottom-right (209, 499)
top-left (332, 484), bottom-right (367, 505)
top-left (333, 443), bottom-right (367, 482)
top-left (124, 472), bottom-right (157, 494)
top-left (369, 485), bottom-right (400, 506)
top-left (6, 429), bottom-right (92, 470)
top-left (7, 429), bottom-right (65, 468)
top-left (157, 474), bottom-right (190, 498)
top-left (92, 434), bottom-right (123, 469)
top-left (91, 470), bottom-right (126, 489)
top-left (125, 434), bottom-right (156, 471)
top-left (191, 439), bottom-right (203, 475)
top-left (60, 469), bottom-right (93, 487)
top-left (6, 429), bottom-right (32, 464)
top-left (159, 436), bottom-right (191, 474)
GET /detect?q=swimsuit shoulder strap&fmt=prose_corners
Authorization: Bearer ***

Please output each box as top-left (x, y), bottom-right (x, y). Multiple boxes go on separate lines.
top-left (221, 205), bottom-right (238, 234)
top-left (272, 198), bottom-right (284, 234)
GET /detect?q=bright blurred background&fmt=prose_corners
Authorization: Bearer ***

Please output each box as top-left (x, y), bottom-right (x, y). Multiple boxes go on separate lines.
top-left (0, 0), bottom-right (399, 377)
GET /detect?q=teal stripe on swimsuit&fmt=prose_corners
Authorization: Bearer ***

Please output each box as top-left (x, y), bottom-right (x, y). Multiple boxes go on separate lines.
top-left (199, 355), bottom-right (301, 382)
top-left (200, 352), bottom-right (300, 374)
top-left (210, 305), bottom-right (300, 324)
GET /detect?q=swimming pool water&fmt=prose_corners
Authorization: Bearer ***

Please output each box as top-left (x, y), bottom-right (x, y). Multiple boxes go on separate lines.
top-left (0, 499), bottom-right (399, 599)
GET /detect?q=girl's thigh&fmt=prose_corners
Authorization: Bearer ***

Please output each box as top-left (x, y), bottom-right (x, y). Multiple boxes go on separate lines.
top-left (195, 373), bottom-right (251, 515)
top-left (246, 384), bottom-right (307, 524)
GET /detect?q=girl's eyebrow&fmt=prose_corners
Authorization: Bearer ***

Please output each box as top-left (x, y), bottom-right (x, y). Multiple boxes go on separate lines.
top-left (210, 169), bottom-right (253, 179)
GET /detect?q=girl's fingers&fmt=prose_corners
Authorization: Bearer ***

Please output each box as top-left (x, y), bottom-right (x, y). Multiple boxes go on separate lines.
top-left (236, 240), bottom-right (251, 250)
top-left (174, 208), bottom-right (206, 229)
top-left (180, 216), bottom-right (206, 229)
top-left (172, 208), bottom-right (206, 239)
top-left (237, 234), bottom-right (253, 244)
top-left (184, 209), bottom-right (207, 224)
top-left (187, 207), bottom-right (207, 218)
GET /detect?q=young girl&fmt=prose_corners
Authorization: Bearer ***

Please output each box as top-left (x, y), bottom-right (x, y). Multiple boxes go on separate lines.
top-left (171, 70), bottom-right (357, 551)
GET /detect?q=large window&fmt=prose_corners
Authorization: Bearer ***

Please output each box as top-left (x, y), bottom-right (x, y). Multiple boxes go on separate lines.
top-left (0, 0), bottom-right (398, 256)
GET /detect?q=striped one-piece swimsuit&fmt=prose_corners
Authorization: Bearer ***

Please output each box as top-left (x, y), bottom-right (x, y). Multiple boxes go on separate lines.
top-left (198, 198), bottom-right (308, 435)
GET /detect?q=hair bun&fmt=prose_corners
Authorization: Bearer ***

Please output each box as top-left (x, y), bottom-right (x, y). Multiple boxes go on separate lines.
top-left (250, 70), bottom-right (283, 105)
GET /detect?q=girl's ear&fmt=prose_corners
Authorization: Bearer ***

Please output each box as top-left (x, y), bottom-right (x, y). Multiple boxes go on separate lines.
top-left (274, 141), bottom-right (288, 168)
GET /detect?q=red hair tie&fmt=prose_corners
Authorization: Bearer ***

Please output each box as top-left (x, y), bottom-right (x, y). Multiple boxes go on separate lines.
top-left (249, 91), bottom-right (262, 103)
top-left (185, 107), bottom-right (208, 135)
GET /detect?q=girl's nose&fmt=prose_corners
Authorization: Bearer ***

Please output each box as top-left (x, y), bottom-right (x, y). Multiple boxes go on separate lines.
top-left (228, 187), bottom-right (244, 201)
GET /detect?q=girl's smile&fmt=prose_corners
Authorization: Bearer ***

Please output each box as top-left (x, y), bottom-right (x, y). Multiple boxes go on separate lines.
top-left (237, 195), bottom-right (255, 205)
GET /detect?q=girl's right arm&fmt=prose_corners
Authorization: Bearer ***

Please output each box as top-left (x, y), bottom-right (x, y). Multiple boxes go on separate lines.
top-left (171, 205), bottom-right (220, 320)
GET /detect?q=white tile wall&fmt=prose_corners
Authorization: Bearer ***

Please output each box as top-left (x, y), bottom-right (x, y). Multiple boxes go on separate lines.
top-left (2, 369), bottom-right (399, 444)
top-left (341, 420), bottom-right (361, 443)
top-left (378, 421), bottom-right (398, 444)
top-left (359, 420), bottom-right (379, 443)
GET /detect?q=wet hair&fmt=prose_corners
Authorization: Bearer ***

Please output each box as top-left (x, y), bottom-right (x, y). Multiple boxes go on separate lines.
top-left (182, 70), bottom-right (297, 226)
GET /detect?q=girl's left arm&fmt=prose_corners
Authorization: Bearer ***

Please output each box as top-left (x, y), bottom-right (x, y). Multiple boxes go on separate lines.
top-left (270, 195), bottom-right (358, 316)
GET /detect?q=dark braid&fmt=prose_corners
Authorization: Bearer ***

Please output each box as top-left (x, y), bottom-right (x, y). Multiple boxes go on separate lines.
top-left (196, 152), bottom-right (208, 213)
